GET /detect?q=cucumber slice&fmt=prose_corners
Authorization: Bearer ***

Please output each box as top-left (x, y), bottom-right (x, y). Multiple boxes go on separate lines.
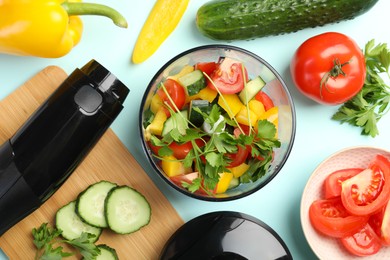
top-left (189, 100), bottom-right (211, 127)
top-left (105, 186), bottom-right (151, 234)
top-left (96, 244), bottom-right (119, 260)
top-left (56, 201), bottom-right (102, 242)
top-left (76, 181), bottom-right (117, 228)
top-left (238, 76), bottom-right (266, 104)
top-left (162, 110), bottom-right (188, 136)
top-left (178, 69), bottom-right (206, 96)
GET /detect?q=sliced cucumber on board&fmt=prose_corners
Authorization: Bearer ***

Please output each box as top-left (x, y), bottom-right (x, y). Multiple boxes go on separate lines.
top-left (105, 186), bottom-right (151, 234)
top-left (96, 244), bottom-right (119, 260)
top-left (56, 201), bottom-right (102, 242)
top-left (76, 181), bottom-right (118, 228)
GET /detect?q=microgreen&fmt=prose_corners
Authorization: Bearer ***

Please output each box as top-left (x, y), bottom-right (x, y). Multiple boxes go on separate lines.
top-left (332, 40), bottom-right (390, 137)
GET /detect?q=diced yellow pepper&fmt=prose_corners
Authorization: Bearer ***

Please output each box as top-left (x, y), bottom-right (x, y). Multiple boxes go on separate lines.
top-left (216, 172), bottom-right (234, 194)
top-left (256, 106), bottom-right (278, 138)
top-left (248, 99), bottom-right (265, 118)
top-left (168, 65), bottom-right (194, 81)
top-left (186, 87), bottom-right (218, 103)
top-left (161, 155), bottom-right (192, 177)
top-left (236, 106), bottom-right (258, 126)
top-left (258, 106), bottom-right (278, 124)
top-left (218, 94), bottom-right (243, 118)
top-left (146, 109), bottom-right (168, 136)
top-left (229, 163), bottom-right (250, 178)
top-left (150, 93), bottom-right (164, 114)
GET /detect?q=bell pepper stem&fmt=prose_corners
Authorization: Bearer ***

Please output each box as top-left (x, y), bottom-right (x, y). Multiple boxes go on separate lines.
top-left (62, 2), bottom-right (128, 28)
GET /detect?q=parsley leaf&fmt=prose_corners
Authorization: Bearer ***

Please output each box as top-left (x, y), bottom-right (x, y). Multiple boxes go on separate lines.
top-left (66, 233), bottom-right (100, 259)
top-left (332, 40), bottom-right (390, 137)
top-left (32, 223), bottom-right (100, 260)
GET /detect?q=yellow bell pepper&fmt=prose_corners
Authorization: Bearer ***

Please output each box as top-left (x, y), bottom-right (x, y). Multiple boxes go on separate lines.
top-left (216, 172), bottom-right (234, 194)
top-left (236, 106), bottom-right (258, 126)
top-left (145, 109), bottom-right (168, 137)
top-left (258, 106), bottom-right (278, 124)
top-left (161, 155), bottom-right (192, 177)
top-left (0, 0), bottom-right (127, 58)
top-left (150, 94), bottom-right (164, 114)
top-left (229, 163), bottom-right (250, 178)
top-left (132, 0), bottom-right (189, 64)
top-left (218, 94), bottom-right (243, 118)
top-left (248, 100), bottom-right (266, 118)
top-left (186, 87), bottom-right (218, 104)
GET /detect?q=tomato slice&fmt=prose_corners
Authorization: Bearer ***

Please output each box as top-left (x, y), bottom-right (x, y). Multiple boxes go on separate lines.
top-left (324, 168), bottom-right (364, 199)
top-left (340, 223), bottom-right (382, 257)
top-left (169, 139), bottom-right (205, 160)
top-left (255, 91), bottom-right (274, 111)
top-left (195, 62), bottom-right (218, 76)
top-left (309, 197), bottom-right (368, 238)
top-left (157, 79), bottom-right (186, 113)
top-left (226, 145), bottom-right (249, 168)
top-left (379, 197), bottom-right (390, 245)
top-left (208, 57), bottom-right (247, 94)
top-left (341, 155), bottom-right (390, 216)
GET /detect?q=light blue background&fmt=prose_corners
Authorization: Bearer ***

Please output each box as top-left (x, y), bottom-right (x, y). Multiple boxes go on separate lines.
top-left (1, 1), bottom-right (390, 259)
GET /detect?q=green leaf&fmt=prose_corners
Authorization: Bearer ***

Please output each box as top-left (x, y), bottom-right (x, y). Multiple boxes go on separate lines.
top-left (158, 146), bottom-right (173, 157)
top-left (182, 178), bottom-right (202, 193)
top-left (205, 152), bottom-right (223, 167)
top-left (66, 233), bottom-right (100, 260)
top-left (332, 39), bottom-right (390, 138)
top-left (256, 120), bottom-right (276, 139)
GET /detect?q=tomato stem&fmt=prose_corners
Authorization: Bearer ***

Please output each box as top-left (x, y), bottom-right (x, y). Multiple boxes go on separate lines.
top-left (320, 59), bottom-right (351, 99)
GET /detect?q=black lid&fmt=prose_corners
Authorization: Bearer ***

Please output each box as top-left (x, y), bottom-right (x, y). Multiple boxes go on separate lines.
top-left (160, 211), bottom-right (292, 260)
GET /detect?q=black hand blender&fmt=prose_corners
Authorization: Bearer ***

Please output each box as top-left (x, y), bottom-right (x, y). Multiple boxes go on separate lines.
top-left (0, 60), bottom-right (129, 236)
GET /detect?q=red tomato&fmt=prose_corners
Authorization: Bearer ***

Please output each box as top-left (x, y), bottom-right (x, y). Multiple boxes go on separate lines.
top-left (290, 32), bottom-right (366, 105)
top-left (255, 91), bottom-right (274, 111)
top-left (226, 145), bottom-right (249, 168)
top-left (157, 79), bottom-right (186, 112)
top-left (208, 57), bottom-right (248, 94)
top-left (195, 62), bottom-right (218, 76)
top-left (148, 141), bottom-right (161, 155)
top-left (340, 224), bottom-right (382, 256)
top-left (309, 197), bottom-right (368, 238)
top-left (341, 155), bottom-right (390, 216)
top-left (169, 139), bottom-right (205, 160)
top-left (380, 201), bottom-right (390, 246)
top-left (324, 168), bottom-right (364, 199)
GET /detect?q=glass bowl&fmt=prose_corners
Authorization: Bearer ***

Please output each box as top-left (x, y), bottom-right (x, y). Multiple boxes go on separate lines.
top-left (139, 45), bottom-right (296, 201)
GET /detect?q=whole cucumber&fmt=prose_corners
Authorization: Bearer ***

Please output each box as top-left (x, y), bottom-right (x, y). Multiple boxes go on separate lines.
top-left (196, 0), bottom-right (379, 41)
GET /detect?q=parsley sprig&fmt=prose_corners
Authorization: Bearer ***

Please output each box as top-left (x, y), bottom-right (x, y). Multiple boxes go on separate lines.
top-left (32, 223), bottom-right (100, 260)
top-left (150, 102), bottom-right (280, 193)
top-left (332, 40), bottom-right (390, 137)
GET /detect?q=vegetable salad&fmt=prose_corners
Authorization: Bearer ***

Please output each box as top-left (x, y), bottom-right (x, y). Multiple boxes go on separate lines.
top-left (143, 56), bottom-right (281, 196)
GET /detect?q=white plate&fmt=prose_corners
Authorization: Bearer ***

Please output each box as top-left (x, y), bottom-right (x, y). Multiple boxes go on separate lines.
top-left (300, 146), bottom-right (390, 259)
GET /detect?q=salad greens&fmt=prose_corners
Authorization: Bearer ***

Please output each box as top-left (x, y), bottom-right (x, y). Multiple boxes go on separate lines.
top-left (149, 82), bottom-right (280, 194)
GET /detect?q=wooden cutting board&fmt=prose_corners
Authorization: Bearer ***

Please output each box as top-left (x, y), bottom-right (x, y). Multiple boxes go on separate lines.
top-left (0, 66), bottom-right (184, 259)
